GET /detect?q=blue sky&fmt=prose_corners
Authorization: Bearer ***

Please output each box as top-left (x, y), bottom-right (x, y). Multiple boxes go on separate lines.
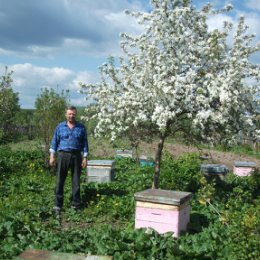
top-left (0, 0), bottom-right (259, 108)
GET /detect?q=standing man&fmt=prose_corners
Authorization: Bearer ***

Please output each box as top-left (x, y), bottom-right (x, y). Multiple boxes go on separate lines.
top-left (49, 106), bottom-right (88, 215)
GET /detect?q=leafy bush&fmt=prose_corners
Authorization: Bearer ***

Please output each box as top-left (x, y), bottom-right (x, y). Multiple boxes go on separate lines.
top-left (160, 152), bottom-right (202, 192)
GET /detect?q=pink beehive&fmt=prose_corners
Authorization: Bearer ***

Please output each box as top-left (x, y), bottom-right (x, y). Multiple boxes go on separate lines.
top-left (134, 189), bottom-right (192, 237)
top-left (233, 161), bottom-right (257, 177)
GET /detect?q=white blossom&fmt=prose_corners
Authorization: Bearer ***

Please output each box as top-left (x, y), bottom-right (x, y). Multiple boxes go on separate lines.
top-left (81, 0), bottom-right (260, 146)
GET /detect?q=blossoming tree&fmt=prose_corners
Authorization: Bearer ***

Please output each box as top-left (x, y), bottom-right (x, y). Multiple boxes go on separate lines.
top-left (81, 0), bottom-right (260, 188)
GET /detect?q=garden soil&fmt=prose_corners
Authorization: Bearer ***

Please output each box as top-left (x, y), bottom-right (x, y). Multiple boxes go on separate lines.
top-left (94, 141), bottom-right (260, 172)
top-left (164, 142), bottom-right (260, 171)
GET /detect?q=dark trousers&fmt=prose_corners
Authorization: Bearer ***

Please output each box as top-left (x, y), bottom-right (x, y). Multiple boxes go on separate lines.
top-left (55, 151), bottom-right (82, 209)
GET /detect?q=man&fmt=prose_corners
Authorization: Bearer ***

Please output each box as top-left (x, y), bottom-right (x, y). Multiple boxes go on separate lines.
top-left (49, 106), bottom-right (88, 215)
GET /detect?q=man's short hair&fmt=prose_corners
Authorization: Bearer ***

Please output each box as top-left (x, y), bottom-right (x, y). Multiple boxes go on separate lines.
top-left (66, 106), bottom-right (77, 112)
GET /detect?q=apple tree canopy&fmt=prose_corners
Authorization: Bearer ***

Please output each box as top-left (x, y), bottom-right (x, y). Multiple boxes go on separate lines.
top-left (81, 0), bottom-right (260, 187)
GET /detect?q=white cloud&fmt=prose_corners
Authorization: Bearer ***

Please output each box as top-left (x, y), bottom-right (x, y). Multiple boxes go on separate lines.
top-left (207, 13), bottom-right (234, 31)
top-left (242, 12), bottom-right (260, 38)
top-left (0, 0), bottom-right (145, 58)
top-left (0, 63), bottom-right (98, 108)
top-left (69, 71), bottom-right (100, 91)
top-left (245, 0), bottom-right (260, 11)
top-left (0, 0), bottom-right (259, 108)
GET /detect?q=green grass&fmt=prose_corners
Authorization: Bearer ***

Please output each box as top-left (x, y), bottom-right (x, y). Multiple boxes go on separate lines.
top-left (6, 139), bottom-right (44, 152)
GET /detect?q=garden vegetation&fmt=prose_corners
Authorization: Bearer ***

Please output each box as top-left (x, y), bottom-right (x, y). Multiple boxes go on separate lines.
top-left (0, 147), bottom-right (259, 260)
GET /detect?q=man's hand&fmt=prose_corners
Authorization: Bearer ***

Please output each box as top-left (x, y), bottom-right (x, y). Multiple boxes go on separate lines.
top-left (49, 153), bottom-right (56, 167)
top-left (82, 158), bottom-right (87, 168)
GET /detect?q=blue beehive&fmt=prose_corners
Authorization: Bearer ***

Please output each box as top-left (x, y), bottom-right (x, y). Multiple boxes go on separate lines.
top-left (139, 155), bottom-right (155, 167)
top-left (87, 160), bottom-right (115, 183)
top-left (200, 164), bottom-right (228, 180)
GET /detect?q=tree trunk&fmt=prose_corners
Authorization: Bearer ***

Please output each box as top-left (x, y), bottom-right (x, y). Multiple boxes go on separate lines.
top-left (152, 132), bottom-right (167, 189)
top-left (130, 139), bottom-right (140, 162)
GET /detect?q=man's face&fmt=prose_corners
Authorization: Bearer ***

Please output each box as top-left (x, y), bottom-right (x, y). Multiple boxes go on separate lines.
top-left (65, 109), bottom-right (77, 123)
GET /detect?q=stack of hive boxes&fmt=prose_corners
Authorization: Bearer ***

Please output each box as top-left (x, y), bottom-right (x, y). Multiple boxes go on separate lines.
top-left (134, 188), bottom-right (192, 237)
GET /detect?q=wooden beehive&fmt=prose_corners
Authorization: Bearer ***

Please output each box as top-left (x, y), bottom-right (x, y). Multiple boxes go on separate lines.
top-left (134, 189), bottom-right (192, 237)
top-left (115, 149), bottom-right (133, 158)
top-left (14, 249), bottom-right (112, 260)
top-left (200, 164), bottom-right (228, 180)
top-left (87, 160), bottom-right (115, 183)
top-left (233, 161), bottom-right (257, 177)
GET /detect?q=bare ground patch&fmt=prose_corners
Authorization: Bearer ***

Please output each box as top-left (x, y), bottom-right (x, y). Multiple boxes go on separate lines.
top-left (92, 139), bottom-right (260, 171)
top-left (138, 142), bottom-right (260, 171)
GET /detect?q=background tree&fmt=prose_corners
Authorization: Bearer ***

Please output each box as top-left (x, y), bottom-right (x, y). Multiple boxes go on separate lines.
top-left (34, 87), bottom-right (69, 166)
top-left (0, 67), bottom-right (20, 144)
top-left (15, 109), bottom-right (36, 140)
top-left (81, 0), bottom-right (260, 188)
